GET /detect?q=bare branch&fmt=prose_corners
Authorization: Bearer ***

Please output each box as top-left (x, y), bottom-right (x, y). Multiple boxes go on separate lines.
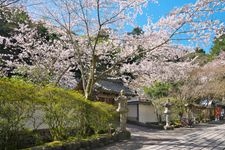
top-left (0, 0), bottom-right (20, 7)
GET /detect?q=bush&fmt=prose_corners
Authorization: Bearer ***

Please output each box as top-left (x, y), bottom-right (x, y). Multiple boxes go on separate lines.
top-left (0, 78), bottom-right (37, 149)
top-left (153, 97), bottom-right (185, 123)
top-left (88, 102), bottom-right (117, 134)
top-left (39, 86), bottom-right (90, 140)
top-left (0, 78), bottom-right (116, 149)
top-left (39, 86), bottom-right (116, 140)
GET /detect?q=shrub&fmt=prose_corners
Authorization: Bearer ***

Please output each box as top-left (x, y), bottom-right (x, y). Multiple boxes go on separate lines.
top-left (88, 102), bottom-right (117, 134)
top-left (153, 97), bottom-right (185, 123)
top-left (0, 78), bottom-right (117, 149)
top-left (39, 86), bottom-right (89, 140)
top-left (0, 78), bottom-right (37, 149)
top-left (39, 86), bottom-right (116, 140)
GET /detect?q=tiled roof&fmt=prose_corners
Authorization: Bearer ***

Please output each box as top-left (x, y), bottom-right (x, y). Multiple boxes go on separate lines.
top-left (197, 99), bottom-right (225, 108)
top-left (94, 77), bottom-right (136, 96)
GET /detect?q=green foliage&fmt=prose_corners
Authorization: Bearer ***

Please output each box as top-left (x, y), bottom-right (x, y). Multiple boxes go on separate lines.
top-left (143, 81), bottom-right (172, 122)
top-left (151, 97), bottom-right (185, 124)
top-left (16, 66), bottom-right (53, 85)
top-left (36, 23), bottom-right (60, 42)
top-left (0, 7), bottom-right (31, 37)
top-left (182, 51), bottom-right (211, 66)
top-left (128, 27), bottom-right (144, 36)
top-left (39, 87), bottom-right (116, 140)
top-left (0, 78), bottom-right (116, 149)
top-left (126, 27), bottom-right (145, 64)
top-left (0, 78), bottom-right (37, 149)
top-left (195, 47), bottom-right (205, 54)
top-left (88, 102), bottom-right (117, 134)
top-left (144, 81), bottom-right (172, 99)
top-left (0, 7), bottom-right (57, 39)
top-left (159, 97), bottom-right (185, 120)
top-left (144, 81), bottom-right (184, 123)
top-left (39, 86), bottom-right (89, 140)
top-left (210, 34), bottom-right (225, 57)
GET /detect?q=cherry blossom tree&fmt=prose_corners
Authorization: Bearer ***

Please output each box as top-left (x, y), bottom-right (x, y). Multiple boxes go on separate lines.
top-left (123, 46), bottom-right (199, 91)
top-left (11, 24), bottom-right (78, 87)
top-left (24, 0), bottom-right (225, 99)
top-left (1, 0), bottom-right (225, 98)
top-left (0, 0), bottom-right (21, 7)
top-left (9, 27), bottom-right (76, 87)
top-left (0, 7), bottom-right (78, 87)
top-left (181, 51), bottom-right (225, 101)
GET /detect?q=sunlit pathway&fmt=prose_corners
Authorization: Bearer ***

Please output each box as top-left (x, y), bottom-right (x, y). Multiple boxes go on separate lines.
top-left (96, 123), bottom-right (225, 150)
top-left (141, 124), bottom-right (225, 150)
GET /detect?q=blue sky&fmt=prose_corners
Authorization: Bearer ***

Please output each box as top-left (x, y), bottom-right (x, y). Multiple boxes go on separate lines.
top-left (132, 0), bottom-right (225, 53)
top-left (135, 0), bottom-right (196, 24)
top-left (27, 0), bottom-right (224, 53)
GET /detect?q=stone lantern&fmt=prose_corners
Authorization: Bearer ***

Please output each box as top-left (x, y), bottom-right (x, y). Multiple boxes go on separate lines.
top-left (163, 99), bottom-right (174, 130)
top-left (185, 103), bottom-right (194, 126)
top-left (115, 90), bottom-right (128, 131)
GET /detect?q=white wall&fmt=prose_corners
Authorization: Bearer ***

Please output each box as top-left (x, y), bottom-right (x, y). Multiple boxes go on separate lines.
top-left (139, 104), bottom-right (157, 123)
top-left (25, 109), bottom-right (48, 129)
top-left (128, 96), bottom-right (139, 102)
top-left (128, 104), bottom-right (138, 121)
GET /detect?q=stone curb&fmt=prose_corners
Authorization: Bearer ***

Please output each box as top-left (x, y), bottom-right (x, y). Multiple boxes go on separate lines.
top-left (25, 130), bottom-right (131, 150)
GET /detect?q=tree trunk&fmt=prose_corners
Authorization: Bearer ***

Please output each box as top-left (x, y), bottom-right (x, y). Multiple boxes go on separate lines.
top-left (84, 56), bottom-right (97, 100)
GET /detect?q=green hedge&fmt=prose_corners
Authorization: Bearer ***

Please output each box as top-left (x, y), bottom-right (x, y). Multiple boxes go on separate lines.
top-left (0, 78), bottom-right (116, 149)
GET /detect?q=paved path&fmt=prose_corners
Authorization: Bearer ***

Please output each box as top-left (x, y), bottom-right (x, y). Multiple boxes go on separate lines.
top-left (97, 123), bottom-right (225, 150)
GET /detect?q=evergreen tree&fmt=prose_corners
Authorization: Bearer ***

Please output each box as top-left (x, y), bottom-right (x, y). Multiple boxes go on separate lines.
top-left (210, 34), bottom-right (225, 56)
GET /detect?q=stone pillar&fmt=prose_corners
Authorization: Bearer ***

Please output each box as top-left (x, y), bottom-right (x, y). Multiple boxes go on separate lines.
top-left (116, 90), bottom-right (128, 131)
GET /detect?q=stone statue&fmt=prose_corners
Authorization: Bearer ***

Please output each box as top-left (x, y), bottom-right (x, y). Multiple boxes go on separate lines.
top-left (115, 90), bottom-right (128, 131)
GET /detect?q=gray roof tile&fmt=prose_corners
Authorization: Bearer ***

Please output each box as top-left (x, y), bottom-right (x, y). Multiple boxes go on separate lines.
top-left (95, 78), bottom-right (136, 96)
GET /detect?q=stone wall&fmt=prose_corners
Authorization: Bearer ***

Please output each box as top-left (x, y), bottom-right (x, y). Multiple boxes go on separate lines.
top-left (28, 131), bottom-right (131, 150)
top-left (17, 129), bottom-right (52, 149)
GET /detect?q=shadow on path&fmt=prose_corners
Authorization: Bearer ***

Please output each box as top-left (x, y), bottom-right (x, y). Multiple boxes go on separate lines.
top-left (95, 122), bottom-right (225, 150)
top-left (95, 135), bottom-right (180, 150)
